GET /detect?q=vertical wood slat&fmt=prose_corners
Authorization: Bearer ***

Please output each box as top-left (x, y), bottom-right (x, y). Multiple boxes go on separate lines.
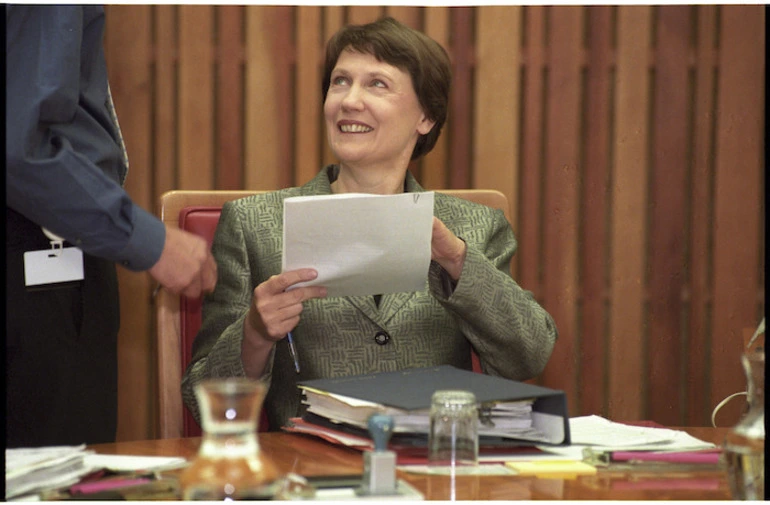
top-left (275, 7), bottom-right (295, 190)
top-left (540, 6), bottom-right (583, 411)
top-left (579, 5), bottom-right (613, 418)
top-left (448, 7), bottom-right (474, 189)
top-left (216, 6), bottom-right (245, 190)
top-left (178, 5), bottom-right (214, 190)
top-left (321, 6), bottom-right (345, 167)
top-left (686, 4), bottom-right (718, 426)
top-left (152, 5), bottom-right (177, 198)
top-left (517, 6), bottom-right (546, 305)
top-left (386, 6), bottom-right (420, 28)
top-left (420, 7), bottom-right (450, 190)
top-left (710, 5), bottom-right (764, 426)
top-left (647, 5), bottom-right (691, 425)
top-left (295, 6), bottom-right (323, 186)
top-left (104, 5), bottom-right (155, 442)
top-left (608, 5), bottom-right (652, 421)
top-left (347, 5), bottom-right (383, 25)
top-left (245, 7), bottom-right (281, 190)
top-left (473, 6), bottom-right (521, 260)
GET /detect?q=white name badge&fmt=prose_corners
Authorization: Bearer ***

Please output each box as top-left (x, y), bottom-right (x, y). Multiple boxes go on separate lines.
top-left (24, 247), bottom-right (85, 286)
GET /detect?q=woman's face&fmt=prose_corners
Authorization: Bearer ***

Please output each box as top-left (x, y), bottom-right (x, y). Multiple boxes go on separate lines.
top-left (324, 49), bottom-right (435, 170)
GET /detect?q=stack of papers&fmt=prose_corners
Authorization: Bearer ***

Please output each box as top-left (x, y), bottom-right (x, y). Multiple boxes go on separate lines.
top-left (301, 387), bottom-right (537, 438)
top-left (291, 365), bottom-right (570, 450)
top-left (5, 446), bottom-right (189, 501)
top-left (535, 415), bottom-right (717, 461)
top-left (5, 445), bottom-right (94, 500)
top-left (567, 415), bottom-right (717, 452)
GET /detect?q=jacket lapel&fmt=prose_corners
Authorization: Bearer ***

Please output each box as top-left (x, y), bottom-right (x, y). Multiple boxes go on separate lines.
top-left (344, 291), bottom-right (419, 327)
top-left (378, 292), bottom-right (418, 325)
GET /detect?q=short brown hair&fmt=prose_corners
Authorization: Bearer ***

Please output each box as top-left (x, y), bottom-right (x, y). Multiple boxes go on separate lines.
top-left (322, 16), bottom-right (451, 161)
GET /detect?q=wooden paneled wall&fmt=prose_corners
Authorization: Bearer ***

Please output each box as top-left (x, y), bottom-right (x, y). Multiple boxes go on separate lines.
top-left (103, 5), bottom-right (765, 441)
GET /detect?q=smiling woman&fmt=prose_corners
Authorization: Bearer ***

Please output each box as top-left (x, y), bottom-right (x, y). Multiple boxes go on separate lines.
top-left (321, 16), bottom-right (451, 165)
top-left (180, 16), bottom-right (558, 432)
top-left (324, 50), bottom-right (435, 192)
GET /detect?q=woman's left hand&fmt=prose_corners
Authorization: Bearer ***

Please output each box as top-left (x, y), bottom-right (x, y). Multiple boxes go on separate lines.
top-left (430, 216), bottom-right (467, 281)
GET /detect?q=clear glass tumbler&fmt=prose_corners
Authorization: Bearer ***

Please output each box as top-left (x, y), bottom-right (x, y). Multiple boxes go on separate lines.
top-left (179, 378), bottom-right (280, 500)
top-left (428, 390), bottom-right (479, 473)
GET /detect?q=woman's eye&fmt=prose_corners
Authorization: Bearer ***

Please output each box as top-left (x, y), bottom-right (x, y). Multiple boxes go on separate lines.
top-left (331, 76), bottom-right (347, 86)
top-left (372, 79), bottom-right (386, 88)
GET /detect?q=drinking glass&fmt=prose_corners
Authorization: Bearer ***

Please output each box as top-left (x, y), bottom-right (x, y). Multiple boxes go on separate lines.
top-left (179, 378), bottom-right (280, 500)
top-left (428, 390), bottom-right (479, 475)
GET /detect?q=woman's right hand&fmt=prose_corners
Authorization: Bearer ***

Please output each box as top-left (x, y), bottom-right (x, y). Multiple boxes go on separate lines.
top-left (245, 268), bottom-right (327, 343)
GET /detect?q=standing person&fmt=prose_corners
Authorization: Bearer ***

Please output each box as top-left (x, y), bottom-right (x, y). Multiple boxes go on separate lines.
top-left (6, 5), bottom-right (218, 447)
top-left (182, 17), bottom-right (558, 430)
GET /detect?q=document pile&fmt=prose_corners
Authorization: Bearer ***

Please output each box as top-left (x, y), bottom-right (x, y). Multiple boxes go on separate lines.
top-left (288, 365), bottom-right (571, 450)
top-left (301, 386), bottom-right (537, 439)
top-left (5, 445), bottom-right (94, 500)
top-left (6, 446), bottom-right (189, 501)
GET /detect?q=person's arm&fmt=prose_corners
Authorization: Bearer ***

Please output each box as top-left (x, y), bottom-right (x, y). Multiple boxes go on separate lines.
top-left (6, 6), bottom-right (216, 297)
top-left (429, 209), bottom-right (558, 380)
top-left (181, 202), bottom-right (324, 422)
top-left (6, 6), bottom-right (164, 270)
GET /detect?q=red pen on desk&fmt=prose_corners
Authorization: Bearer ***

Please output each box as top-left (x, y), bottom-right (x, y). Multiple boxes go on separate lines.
top-left (70, 476), bottom-right (154, 495)
top-left (611, 450), bottom-right (721, 465)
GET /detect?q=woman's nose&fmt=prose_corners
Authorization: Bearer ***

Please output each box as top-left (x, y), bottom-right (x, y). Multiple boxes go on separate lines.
top-left (340, 84), bottom-right (364, 110)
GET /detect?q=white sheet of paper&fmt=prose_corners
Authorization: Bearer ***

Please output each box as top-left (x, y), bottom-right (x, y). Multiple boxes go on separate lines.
top-left (83, 454), bottom-right (189, 472)
top-left (282, 192), bottom-right (434, 298)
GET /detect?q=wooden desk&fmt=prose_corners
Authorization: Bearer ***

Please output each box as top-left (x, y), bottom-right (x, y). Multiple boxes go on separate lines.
top-left (91, 427), bottom-right (731, 500)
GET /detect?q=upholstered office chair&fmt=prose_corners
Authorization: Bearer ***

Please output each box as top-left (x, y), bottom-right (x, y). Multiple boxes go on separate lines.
top-left (156, 188), bottom-right (511, 440)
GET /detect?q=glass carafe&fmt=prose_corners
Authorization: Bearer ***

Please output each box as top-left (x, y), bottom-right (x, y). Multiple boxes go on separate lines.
top-left (723, 348), bottom-right (765, 500)
top-left (179, 378), bottom-right (280, 500)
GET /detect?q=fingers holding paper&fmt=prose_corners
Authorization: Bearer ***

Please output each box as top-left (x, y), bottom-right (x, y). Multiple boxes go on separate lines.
top-left (246, 268), bottom-right (327, 342)
top-left (430, 217), bottom-right (467, 281)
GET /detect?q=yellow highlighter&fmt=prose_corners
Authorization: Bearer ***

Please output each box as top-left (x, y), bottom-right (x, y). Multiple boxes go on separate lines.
top-left (505, 460), bottom-right (598, 479)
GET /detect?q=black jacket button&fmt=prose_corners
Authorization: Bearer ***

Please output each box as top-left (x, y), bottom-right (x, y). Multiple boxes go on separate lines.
top-left (374, 331), bottom-right (390, 345)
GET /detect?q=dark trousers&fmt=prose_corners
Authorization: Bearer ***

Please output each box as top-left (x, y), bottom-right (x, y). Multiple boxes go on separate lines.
top-left (6, 208), bottom-right (119, 447)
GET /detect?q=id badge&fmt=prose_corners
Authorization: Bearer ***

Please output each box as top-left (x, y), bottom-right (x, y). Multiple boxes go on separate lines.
top-left (24, 247), bottom-right (85, 287)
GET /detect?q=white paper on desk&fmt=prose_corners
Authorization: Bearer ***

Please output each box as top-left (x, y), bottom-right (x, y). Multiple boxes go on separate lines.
top-left (563, 415), bottom-right (716, 451)
top-left (282, 192), bottom-right (434, 297)
top-left (83, 454), bottom-right (188, 472)
top-left (5, 445), bottom-right (94, 500)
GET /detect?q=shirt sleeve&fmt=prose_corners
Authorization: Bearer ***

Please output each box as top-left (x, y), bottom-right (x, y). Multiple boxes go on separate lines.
top-left (5, 5), bottom-right (164, 272)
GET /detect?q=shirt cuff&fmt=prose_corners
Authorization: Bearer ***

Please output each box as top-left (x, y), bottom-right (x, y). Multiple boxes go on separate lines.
top-left (116, 206), bottom-right (166, 271)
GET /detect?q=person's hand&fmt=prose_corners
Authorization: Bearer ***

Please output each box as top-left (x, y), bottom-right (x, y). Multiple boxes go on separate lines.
top-left (246, 269), bottom-right (327, 342)
top-left (431, 216), bottom-right (467, 281)
top-left (148, 226), bottom-right (217, 298)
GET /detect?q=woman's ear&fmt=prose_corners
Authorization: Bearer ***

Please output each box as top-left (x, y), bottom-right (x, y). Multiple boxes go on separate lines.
top-left (417, 114), bottom-right (436, 135)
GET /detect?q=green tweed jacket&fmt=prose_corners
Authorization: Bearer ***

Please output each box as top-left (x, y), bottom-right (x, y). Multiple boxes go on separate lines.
top-left (181, 165), bottom-right (558, 430)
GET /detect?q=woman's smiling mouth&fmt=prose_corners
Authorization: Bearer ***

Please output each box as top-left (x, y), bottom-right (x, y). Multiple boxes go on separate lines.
top-left (339, 122), bottom-right (373, 133)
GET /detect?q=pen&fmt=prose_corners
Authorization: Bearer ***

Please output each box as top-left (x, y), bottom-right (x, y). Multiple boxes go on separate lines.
top-left (287, 331), bottom-right (300, 374)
